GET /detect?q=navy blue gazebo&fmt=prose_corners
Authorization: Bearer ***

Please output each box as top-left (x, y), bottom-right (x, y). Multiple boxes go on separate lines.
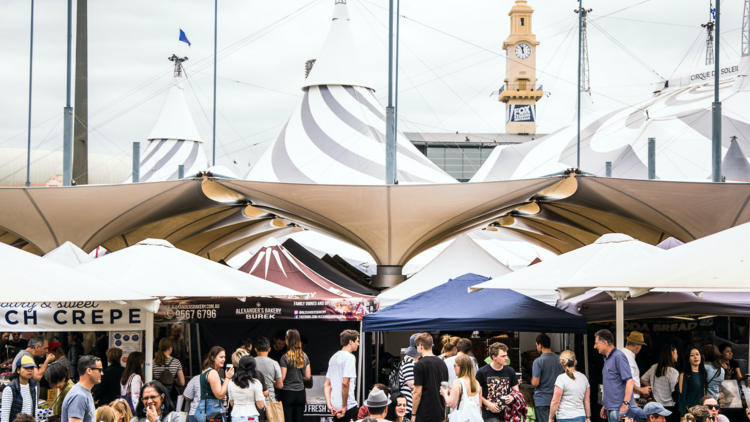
top-left (363, 273), bottom-right (587, 333)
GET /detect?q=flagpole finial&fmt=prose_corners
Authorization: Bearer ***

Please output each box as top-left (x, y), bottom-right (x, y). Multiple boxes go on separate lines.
top-left (168, 54), bottom-right (188, 77)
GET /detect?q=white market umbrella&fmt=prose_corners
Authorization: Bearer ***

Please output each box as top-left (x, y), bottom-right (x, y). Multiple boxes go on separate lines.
top-left (75, 238), bottom-right (306, 382)
top-left (469, 233), bottom-right (665, 348)
top-left (75, 239), bottom-right (306, 298)
top-left (43, 241), bottom-right (93, 268)
top-left (1, 242), bottom-right (154, 302)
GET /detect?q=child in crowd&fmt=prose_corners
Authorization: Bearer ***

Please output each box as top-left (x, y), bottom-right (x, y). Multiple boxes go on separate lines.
top-left (520, 387), bottom-right (536, 422)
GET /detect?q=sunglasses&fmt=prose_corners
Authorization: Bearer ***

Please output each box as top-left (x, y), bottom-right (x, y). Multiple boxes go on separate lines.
top-left (142, 395), bottom-right (161, 401)
top-left (705, 405), bottom-right (719, 410)
top-left (89, 368), bottom-right (104, 373)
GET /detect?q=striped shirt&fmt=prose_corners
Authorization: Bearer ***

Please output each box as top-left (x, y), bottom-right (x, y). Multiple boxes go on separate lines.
top-left (398, 356), bottom-right (415, 413)
top-left (1, 383), bottom-right (33, 422)
top-left (153, 356), bottom-right (182, 383)
top-left (182, 376), bottom-right (201, 415)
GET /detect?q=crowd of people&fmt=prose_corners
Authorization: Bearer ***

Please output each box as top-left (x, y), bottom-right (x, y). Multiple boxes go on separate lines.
top-left (3, 329), bottom-right (750, 422)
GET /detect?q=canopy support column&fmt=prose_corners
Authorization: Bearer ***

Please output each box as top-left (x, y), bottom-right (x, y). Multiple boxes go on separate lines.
top-left (607, 291), bottom-right (629, 349)
top-left (712, 0), bottom-right (722, 182)
top-left (372, 265), bottom-right (405, 289)
top-left (583, 333), bottom-right (589, 379)
top-left (359, 321), bottom-right (364, 404)
top-left (145, 310), bottom-right (154, 381)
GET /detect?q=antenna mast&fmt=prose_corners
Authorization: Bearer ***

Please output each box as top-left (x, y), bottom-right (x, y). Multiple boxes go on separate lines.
top-left (575, 7), bottom-right (592, 93)
top-left (168, 54), bottom-right (188, 77)
top-left (702, 21), bottom-right (715, 65)
top-left (742, 0), bottom-right (750, 56)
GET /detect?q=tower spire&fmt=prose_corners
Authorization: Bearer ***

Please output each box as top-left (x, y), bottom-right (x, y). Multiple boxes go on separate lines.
top-left (574, 6), bottom-right (592, 93)
top-left (742, 0), bottom-right (750, 56)
top-left (702, 20), bottom-right (715, 65)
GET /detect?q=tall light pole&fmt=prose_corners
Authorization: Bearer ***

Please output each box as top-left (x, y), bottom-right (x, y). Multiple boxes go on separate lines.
top-left (385, 0), bottom-right (399, 185)
top-left (712, 0), bottom-right (722, 182)
top-left (25, 0), bottom-right (35, 187)
top-left (63, 0), bottom-right (74, 186)
top-left (212, 0), bottom-right (218, 166)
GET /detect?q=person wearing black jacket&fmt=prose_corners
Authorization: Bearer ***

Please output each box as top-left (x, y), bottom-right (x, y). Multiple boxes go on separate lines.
top-left (93, 348), bottom-right (124, 407)
top-left (94, 332), bottom-right (110, 370)
top-left (67, 332), bottom-right (84, 381)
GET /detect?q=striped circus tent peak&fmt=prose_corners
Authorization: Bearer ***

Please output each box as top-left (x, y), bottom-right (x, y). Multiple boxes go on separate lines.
top-left (246, 84), bottom-right (457, 184)
top-left (123, 72), bottom-right (209, 183)
top-left (247, 0), bottom-right (456, 185)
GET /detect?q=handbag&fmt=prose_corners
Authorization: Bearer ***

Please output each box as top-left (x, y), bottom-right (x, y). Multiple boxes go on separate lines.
top-left (120, 374), bottom-right (136, 412)
top-left (300, 367), bottom-right (312, 389)
top-left (205, 398), bottom-right (225, 422)
top-left (265, 397), bottom-right (285, 422)
top-left (448, 380), bottom-right (482, 422)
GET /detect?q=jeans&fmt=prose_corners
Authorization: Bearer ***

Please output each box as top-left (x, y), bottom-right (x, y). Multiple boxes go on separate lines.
top-left (607, 410), bottom-right (620, 422)
top-left (557, 417), bottom-right (586, 422)
top-left (188, 416), bottom-right (198, 422)
top-left (195, 399), bottom-right (224, 422)
top-left (535, 406), bottom-right (551, 422)
top-left (277, 389), bottom-right (306, 422)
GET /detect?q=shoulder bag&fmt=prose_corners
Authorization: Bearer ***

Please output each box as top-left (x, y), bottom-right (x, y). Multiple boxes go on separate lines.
top-left (448, 379), bottom-right (483, 422)
top-left (120, 374), bottom-right (136, 412)
top-left (265, 397), bottom-right (285, 422)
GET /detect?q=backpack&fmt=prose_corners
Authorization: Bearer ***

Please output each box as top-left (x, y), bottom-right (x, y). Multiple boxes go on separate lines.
top-left (159, 357), bottom-right (176, 393)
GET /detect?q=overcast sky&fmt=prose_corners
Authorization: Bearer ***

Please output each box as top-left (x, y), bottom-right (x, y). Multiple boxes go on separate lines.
top-left (0, 0), bottom-right (745, 178)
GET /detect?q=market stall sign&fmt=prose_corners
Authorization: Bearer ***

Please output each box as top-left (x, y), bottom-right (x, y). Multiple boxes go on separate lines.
top-left (0, 301), bottom-right (150, 331)
top-left (588, 317), bottom-right (722, 333)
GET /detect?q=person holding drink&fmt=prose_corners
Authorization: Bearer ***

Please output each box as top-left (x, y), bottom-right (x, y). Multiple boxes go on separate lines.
top-left (476, 343), bottom-right (519, 422)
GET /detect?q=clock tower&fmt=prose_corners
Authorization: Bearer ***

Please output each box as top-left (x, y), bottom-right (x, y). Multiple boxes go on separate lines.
top-left (500, 0), bottom-right (543, 135)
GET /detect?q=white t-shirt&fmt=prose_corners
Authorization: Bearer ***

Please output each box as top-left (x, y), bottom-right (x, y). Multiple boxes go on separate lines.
top-left (444, 355), bottom-right (480, 386)
top-left (228, 379), bottom-right (264, 417)
top-left (326, 350), bottom-right (357, 410)
top-left (553, 372), bottom-right (590, 420)
top-left (1, 383), bottom-right (33, 422)
top-left (620, 348), bottom-right (640, 399)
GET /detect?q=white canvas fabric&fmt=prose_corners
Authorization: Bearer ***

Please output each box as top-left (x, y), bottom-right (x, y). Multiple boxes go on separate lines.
top-left (43, 241), bottom-right (93, 267)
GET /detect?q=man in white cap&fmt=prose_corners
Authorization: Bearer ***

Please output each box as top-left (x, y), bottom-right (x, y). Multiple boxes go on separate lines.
top-left (357, 390), bottom-right (391, 422)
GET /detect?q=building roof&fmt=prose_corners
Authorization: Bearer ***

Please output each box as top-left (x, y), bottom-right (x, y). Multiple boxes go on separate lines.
top-left (404, 132), bottom-right (541, 146)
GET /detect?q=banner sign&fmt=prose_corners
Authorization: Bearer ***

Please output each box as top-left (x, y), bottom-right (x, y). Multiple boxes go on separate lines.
top-left (110, 331), bottom-right (143, 365)
top-left (0, 301), bottom-right (151, 331)
top-left (506, 104), bottom-right (536, 123)
top-left (588, 317), bottom-right (724, 333)
top-left (667, 60), bottom-right (741, 88)
top-left (156, 297), bottom-right (378, 324)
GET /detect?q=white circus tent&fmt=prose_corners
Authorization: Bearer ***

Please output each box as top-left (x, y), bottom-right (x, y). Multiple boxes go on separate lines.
top-left (124, 56), bottom-right (209, 183)
top-left (246, 0), bottom-right (456, 185)
top-left (471, 56), bottom-right (750, 182)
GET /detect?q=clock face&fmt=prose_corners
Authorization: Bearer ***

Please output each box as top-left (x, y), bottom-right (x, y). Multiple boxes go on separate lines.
top-left (514, 42), bottom-right (532, 60)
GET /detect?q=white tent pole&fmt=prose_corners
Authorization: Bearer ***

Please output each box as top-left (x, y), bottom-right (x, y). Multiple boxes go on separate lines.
top-left (145, 310), bottom-right (154, 382)
top-left (357, 321), bottom-right (365, 403)
top-left (583, 333), bottom-right (589, 379)
top-left (616, 297), bottom-right (624, 349)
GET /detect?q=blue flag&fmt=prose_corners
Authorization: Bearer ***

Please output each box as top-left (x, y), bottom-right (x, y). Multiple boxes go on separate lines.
top-left (710, 1), bottom-right (716, 19)
top-left (179, 29), bottom-right (191, 47)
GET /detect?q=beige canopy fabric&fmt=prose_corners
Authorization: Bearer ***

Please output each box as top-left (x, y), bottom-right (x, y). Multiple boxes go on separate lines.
top-left (2, 175), bottom-right (750, 269)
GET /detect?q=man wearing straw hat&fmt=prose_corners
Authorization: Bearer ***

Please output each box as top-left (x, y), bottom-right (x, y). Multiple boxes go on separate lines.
top-left (620, 332), bottom-right (651, 400)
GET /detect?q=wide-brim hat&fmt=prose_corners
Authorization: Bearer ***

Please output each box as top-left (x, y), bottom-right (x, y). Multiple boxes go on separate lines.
top-left (364, 389), bottom-right (391, 407)
top-left (404, 333), bottom-right (419, 357)
top-left (626, 331), bottom-right (647, 346)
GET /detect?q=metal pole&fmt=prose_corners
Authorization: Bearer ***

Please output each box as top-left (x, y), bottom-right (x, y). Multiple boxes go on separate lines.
top-left (145, 310), bottom-right (154, 382)
top-left (178, 164), bottom-right (184, 179)
top-left (25, 0), bottom-right (34, 188)
top-left (358, 321), bottom-right (364, 404)
top-left (616, 297), bottom-right (624, 349)
top-left (583, 333), bottom-right (590, 379)
top-left (375, 333), bottom-right (380, 385)
top-left (577, 0), bottom-right (582, 169)
top-left (712, 0), bottom-right (722, 182)
top-left (212, 0), bottom-right (218, 166)
top-left (605, 161), bottom-right (612, 177)
top-left (132, 142), bottom-right (140, 183)
top-left (63, 0), bottom-right (73, 187)
top-left (648, 138), bottom-right (656, 179)
top-left (385, 0), bottom-right (397, 185)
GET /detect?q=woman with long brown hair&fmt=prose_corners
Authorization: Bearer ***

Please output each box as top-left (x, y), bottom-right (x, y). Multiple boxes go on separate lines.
top-left (153, 338), bottom-right (185, 396)
top-left (120, 351), bottom-right (145, 412)
top-left (195, 346), bottom-right (234, 422)
top-left (278, 330), bottom-right (311, 422)
top-left (549, 350), bottom-right (591, 422)
top-left (440, 355), bottom-right (482, 420)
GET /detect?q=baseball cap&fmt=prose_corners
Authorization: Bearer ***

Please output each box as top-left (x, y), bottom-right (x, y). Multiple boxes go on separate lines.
top-left (619, 406), bottom-right (646, 422)
top-left (644, 402), bottom-right (672, 417)
top-left (48, 341), bottom-right (62, 352)
top-left (404, 333), bottom-right (419, 357)
top-left (17, 355), bottom-right (37, 369)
